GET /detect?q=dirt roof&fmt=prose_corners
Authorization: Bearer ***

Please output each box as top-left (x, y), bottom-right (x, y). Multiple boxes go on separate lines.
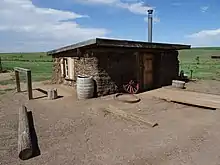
top-left (47, 38), bottom-right (191, 55)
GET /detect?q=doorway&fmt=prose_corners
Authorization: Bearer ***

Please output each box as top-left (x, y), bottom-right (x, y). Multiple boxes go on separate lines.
top-left (143, 53), bottom-right (154, 90)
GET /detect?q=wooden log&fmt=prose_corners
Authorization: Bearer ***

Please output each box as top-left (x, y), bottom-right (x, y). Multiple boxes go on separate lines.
top-left (18, 105), bottom-right (33, 160)
top-left (47, 88), bottom-right (58, 100)
top-left (15, 70), bottom-right (21, 92)
top-left (26, 70), bottom-right (33, 100)
top-left (105, 105), bottom-right (158, 127)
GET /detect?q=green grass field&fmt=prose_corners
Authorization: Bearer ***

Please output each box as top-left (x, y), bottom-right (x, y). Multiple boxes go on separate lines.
top-left (0, 48), bottom-right (220, 85)
top-left (0, 52), bottom-right (52, 62)
top-left (179, 48), bottom-right (220, 80)
top-left (0, 52), bottom-right (52, 82)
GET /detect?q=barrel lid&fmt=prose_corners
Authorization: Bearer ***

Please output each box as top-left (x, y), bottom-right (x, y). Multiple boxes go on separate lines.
top-left (77, 75), bottom-right (93, 79)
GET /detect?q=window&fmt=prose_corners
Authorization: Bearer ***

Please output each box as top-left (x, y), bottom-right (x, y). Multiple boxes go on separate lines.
top-left (60, 57), bottom-right (75, 80)
top-left (64, 58), bottom-right (69, 77)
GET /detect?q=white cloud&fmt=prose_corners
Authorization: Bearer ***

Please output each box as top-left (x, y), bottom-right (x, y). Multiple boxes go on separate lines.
top-left (116, 1), bottom-right (152, 15)
top-left (117, 1), bottom-right (161, 23)
top-left (200, 6), bottom-right (209, 12)
top-left (187, 29), bottom-right (220, 38)
top-left (0, 0), bottom-right (108, 52)
top-left (186, 28), bottom-right (220, 46)
top-left (78, 0), bottom-right (155, 19)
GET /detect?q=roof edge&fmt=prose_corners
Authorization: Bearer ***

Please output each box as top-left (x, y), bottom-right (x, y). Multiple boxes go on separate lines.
top-left (95, 38), bottom-right (191, 50)
top-left (47, 38), bottom-right (191, 55)
top-left (47, 38), bottom-right (97, 55)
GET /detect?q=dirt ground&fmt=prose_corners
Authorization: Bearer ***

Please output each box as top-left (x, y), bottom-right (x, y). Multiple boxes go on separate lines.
top-left (0, 72), bottom-right (13, 82)
top-left (1, 80), bottom-right (220, 165)
top-left (185, 80), bottom-right (220, 95)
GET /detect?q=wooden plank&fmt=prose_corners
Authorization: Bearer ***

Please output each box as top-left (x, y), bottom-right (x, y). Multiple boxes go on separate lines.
top-left (68, 58), bottom-right (75, 80)
top-left (105, 105), bottom-right (158, 127)
top-left (143, 53), bottom-right (153, 89)
top-left (14, 67), bottom-right (31, 72)
top-left (15, 70), bottom-right (21, 92)
top-left (26, 70), bottom-right (33, 100)
top-left (60, 58), bottom-right (65, 77)
top-left (146, 88), bottom-right (220, 109)
top-left (18, 105), bottom-right (33, 160)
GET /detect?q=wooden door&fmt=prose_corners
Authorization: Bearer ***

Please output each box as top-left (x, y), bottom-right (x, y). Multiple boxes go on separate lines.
top-left (143, 54), bottom-right (153, 90)
top-left (68, 58), bottom-right (75, 80)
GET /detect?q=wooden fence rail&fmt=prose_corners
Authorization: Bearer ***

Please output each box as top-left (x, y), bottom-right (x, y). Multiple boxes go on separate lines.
top-left (14, 67), bottom-right (33, 100)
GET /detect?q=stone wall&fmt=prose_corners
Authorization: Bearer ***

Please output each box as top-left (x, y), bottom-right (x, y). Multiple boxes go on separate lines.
top-left (51, 57), bottom-right (62, 84)
top-left (97, 51), bottom-right (137, 95)
top-left (74, 50), bottom-right (137, 96)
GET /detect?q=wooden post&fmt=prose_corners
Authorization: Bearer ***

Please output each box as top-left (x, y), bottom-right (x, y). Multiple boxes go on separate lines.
top-left (18, 105), bottom-right (33, 160)
top-left (14, 67), bottom-right (33, 100)
top-left (47, 88), bottom-right (58, 100)
top-left (15, 70), bottom-right (21, 92)
top-left (26, 70), bottom-right (33, 100)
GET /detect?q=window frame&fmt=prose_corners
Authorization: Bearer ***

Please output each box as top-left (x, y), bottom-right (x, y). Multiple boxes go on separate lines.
top-left (60, 57), bottom-right (75, 80)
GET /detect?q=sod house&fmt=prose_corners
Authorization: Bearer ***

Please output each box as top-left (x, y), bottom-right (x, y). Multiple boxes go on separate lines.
top-left (48, 38), bottom-right (191, 96)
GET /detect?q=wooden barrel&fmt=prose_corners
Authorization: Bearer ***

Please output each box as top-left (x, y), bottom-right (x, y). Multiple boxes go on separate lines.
top-left (172, 80), bottom-right (185, 89)
top-left (76, 75), bottom-right (94, 100)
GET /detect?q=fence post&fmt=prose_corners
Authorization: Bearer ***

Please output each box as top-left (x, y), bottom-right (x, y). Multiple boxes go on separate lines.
top-left (26, 70), bottom-right (33, 100)
top-left (15, 70), bottom-right (21, 92)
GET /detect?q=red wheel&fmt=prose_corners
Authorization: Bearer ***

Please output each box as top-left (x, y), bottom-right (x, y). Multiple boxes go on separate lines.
top-left (123, 80), bottom-right (139, 94)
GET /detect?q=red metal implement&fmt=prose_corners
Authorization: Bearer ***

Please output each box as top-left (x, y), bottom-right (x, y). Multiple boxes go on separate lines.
top-left (123, 80), bottom-right (139, 94)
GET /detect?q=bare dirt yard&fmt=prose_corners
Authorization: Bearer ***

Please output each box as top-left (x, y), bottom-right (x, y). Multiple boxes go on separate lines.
top-left (185, 80), bottom-right (220, 95)
top-left (1, 80), bottom-right (220, 165)
top-left (0, 72), bottom-right (13, 82)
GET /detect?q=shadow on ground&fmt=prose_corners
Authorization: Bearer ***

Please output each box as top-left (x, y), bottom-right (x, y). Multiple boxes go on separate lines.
top-left (19, 88), bottom-right (64, 100)
top-left (27, 111), bottom-right (41, 158)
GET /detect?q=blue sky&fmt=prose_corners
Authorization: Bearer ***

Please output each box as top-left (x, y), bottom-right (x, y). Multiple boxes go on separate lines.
top-left (0, 0), bottom-right (220, 52)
